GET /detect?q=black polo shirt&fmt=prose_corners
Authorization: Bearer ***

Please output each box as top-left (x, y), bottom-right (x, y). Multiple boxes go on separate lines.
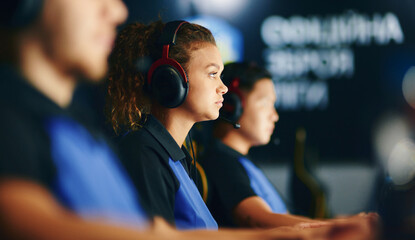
top-left (0, 64), bottom-right (148, 227)
top-left (118, 115), bottom-right (218, 229)
top-left (201, 139), bottom-right (287, 227)
top-left (0, 64), bottom-right (57, 187)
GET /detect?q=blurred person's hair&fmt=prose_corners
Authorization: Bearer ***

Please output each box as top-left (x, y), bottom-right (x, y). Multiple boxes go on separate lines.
top-left (221, 62), bottom-right (272, 92)
top-left (0, 1), bottom-right (43, 64)
top-left (0, 28), bottom-right (18, 64)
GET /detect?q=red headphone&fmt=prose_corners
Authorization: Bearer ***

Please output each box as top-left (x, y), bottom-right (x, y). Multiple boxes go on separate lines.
top-left (146, 20), bottom-right (189, 108)
top-left (220, 77), bottom-right (245, 125)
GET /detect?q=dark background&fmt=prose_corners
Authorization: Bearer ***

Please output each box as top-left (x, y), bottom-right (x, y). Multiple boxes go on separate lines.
top-left (115, 0), bottom-right (415, 165)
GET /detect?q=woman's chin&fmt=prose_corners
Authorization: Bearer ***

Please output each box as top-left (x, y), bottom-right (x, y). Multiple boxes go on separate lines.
top-left (198, 112), bottom-right (220, 122)
top-left (210, 112), bottom-right (220, 121)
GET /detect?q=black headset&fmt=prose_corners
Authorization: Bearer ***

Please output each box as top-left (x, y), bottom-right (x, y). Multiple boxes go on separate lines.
top-left (146, 20), bottom-right (189, 108)
top-left (220, 77), bottom-right (244, 126)
top-left (0, 0), bottom-right (43, 28)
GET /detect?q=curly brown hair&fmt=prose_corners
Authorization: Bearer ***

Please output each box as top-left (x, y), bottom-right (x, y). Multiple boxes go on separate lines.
top-left (107, 21), bottom-right (216, 134)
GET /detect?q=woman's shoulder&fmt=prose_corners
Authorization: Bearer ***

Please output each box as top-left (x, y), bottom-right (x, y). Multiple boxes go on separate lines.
top-left (118, 128), bottom-right (172, 166)
top-left (202, 140), bottom-right (242, 166)
top-left (118, 126), bottom-right (160, 149)
top-left (116, 128), bottom-right (180, 190)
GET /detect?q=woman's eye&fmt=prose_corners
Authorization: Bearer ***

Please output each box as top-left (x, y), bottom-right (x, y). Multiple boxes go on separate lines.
top-left (259, 99), bottom-right (272, 107)
top-left (209, 72), bottom-right (217, 78)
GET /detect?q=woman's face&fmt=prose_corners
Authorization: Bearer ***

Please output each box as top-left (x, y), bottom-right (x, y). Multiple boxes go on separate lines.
top-left (41, 0), bottom-right (128, 81)
top-left (238, 78), bottom-right (279, 146)
top-left (181, 43), bottom-right (228, 122)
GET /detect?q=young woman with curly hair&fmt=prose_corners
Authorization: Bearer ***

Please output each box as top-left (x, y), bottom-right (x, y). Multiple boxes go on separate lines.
top-left (107, 20), bottom-right (227, 230)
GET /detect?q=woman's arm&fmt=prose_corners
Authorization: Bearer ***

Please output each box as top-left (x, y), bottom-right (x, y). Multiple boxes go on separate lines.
top-left (233, 196), bottom-right (326, 228)
top-left (0, 179), bottom-right (166, 240)
top-left (0, 179), bottom-right (377, 240)
top-left (231, 195), bottom-right (379, 240)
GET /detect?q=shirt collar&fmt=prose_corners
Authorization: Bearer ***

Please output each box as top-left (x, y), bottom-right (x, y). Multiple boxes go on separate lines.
top-left (143, 115), bottom-right (186, 161)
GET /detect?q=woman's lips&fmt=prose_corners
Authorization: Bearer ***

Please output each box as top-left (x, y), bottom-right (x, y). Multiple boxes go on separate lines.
top-left (215, 99), bottom-right (224, 107)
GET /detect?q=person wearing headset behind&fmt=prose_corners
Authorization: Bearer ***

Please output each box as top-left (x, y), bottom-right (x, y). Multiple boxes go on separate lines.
top-left (200, 62), bottom-right (379, 233)
top-left (0, 1), bottom-right (319, 240)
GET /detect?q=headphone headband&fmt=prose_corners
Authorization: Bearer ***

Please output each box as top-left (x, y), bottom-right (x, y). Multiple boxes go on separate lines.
top-left (158, 20), bottom-right (188, 46)
top-left (147, 20), bottom-right (189, 86)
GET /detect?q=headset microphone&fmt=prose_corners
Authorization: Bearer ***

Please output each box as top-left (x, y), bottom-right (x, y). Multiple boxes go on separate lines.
top-left (219, 116), bottom-right (240, 129)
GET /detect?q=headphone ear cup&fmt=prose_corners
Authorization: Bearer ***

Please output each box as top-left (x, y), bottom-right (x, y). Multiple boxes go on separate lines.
top-left (150, 65), bottom-right (189, 108)
top-left (220, 92), bottom-right (243, 123)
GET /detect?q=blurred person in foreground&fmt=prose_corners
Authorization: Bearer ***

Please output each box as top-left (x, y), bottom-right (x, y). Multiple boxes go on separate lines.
top-left (0, 0), bottom-right (363, 239)
top-left (0, 0), bottom-right (158, 239)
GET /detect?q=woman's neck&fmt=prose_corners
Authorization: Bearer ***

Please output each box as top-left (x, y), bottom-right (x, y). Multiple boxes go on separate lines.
top-left (152, 109), bottom-right (195, 147)
top-left (18, 33), bottom-right (76, 108)
top-left (221, 130), bottom-right (252, 155)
